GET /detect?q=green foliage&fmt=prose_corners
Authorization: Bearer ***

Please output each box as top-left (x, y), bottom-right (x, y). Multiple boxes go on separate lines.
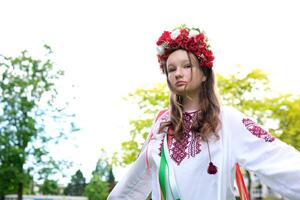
top-left (115, 67), bottom-right (300, 167)
top-left (84, 176), bottom-right (109, 200)
top-left (216, 68), bottom-right (271, 122)
top-left (265, 95), bottom-right (300, 150)
top-left (39, 179), bottom-right (61, 195)
top-left (217, 68), bottom-right (269, 104)
top-left (92, 159), bottom-right (109, 181)
top-left (120, 140), bottom-right (139, 165)
top-left (107, 166), bottom-right (115, 188)
top-left (118, 83), bottom-right (169, 165)
top-left (84, 156), bottom-right (114, 200)
top-left (0, 46), bottom-right (76, 199)
top-left (64, 170), bottom-right (86, 196)
top-left (217, 69), bottom-right (300, 150)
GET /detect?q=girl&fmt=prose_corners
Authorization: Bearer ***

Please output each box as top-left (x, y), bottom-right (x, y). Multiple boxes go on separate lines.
top-left (108, 25), bottom-right (300, 200)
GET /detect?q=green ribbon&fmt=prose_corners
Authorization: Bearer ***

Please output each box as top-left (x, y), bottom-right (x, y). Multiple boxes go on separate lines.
top-left (159, 134), bottom-right (181, 200)
top-left (159, 141), bottom-right (167, 199)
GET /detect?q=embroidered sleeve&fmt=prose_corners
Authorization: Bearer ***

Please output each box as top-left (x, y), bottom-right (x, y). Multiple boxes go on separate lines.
top-left (242, 118), bottom-right (275, 142)
top-left (227, 107), bottom-right (300, 200)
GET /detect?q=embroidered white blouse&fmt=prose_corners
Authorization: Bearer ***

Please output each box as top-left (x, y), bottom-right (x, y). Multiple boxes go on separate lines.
top-left (107, 106), bottom-right (300, 200)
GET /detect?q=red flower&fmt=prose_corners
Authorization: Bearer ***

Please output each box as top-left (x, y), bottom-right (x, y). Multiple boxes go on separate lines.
top-left (186, 38), bottom-right (196, 49)
top-left (204, 50), bottom-right (213, 57)
top-left (156, 31), bottom-right (171, 45)
top-left (169, 40), bottom-right (180, 49)
top-left (207, 62), bottom-right (213, 68)
top-left (195, 33), bottom-right (205, 42)
top-left (156, 26), bottom-right (215, 71)
top-left (180, 29), bottom-right (189, 38)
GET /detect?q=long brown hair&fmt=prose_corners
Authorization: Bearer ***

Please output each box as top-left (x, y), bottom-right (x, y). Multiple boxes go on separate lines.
top-left (159, 51), bottom-right (221, 142)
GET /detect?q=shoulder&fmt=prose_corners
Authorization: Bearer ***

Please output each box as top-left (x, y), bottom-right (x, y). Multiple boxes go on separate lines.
top-left (154, 109), bottom-right (169, 122)
top-left (154, 108), bottom-right (170, 123)
top-left (149, 109), bottom-right (170, 137)
top-left (220, 105), bottom-right (240, 113)
top-left (220, 105), bottom-right (249, 126)
top-left (220, 105), bottom-right (242, 118)
top-left (220, 105), bottom-right (264, 133)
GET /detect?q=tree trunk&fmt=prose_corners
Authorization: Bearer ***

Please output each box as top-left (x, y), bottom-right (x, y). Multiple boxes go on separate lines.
top-left (17, 182), bottom-right (23, 200)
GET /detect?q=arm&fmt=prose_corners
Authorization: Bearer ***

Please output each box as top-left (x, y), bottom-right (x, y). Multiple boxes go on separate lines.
top-left (107, 150), bottom-right (152, 199)
top-left (108, 109), bottom-right (168, 200)
top-left (107, 130), bottom-right (153, 200)
top-left (227, 107), bottom-right (300, 200)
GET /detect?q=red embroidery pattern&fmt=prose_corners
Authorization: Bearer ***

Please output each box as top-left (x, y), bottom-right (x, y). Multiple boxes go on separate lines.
top-left (242, 118), bottom-right (275, 142)
top-left (159, 111), bottom-right (202, 165)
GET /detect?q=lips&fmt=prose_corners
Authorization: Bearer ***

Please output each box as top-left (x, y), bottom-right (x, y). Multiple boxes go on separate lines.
top-left (175, 81), bottom-right (187, 86)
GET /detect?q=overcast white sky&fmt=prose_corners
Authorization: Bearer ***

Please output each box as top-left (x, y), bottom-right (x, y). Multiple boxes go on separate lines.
top-left (1, 0), bottom-right (300, 185)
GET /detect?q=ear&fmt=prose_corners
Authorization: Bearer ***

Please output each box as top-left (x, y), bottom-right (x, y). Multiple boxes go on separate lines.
top-left (202, 76), bottom-right (207, 82)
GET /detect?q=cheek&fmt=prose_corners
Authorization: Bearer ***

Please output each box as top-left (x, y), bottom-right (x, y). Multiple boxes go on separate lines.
top-left (185, 71), bottom-right (192, 80)
top-left (167, 74), bottom-right (175, 82)
top-left (196, 77), bottom-right (204, 88)
top-left (183, 68), bottom-right (193, 78)
top-left (189, 74), bottom-right (202, 87)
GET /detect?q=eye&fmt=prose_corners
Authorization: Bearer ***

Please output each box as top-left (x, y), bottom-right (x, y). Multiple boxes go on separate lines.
top-left (167, 67), bottom-right (176, 73)
top-left (183, 64), bottom-right (191, 68)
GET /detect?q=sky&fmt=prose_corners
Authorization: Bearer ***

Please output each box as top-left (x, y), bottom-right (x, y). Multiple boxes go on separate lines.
top-left (1, 0), bottom-right (300, 185)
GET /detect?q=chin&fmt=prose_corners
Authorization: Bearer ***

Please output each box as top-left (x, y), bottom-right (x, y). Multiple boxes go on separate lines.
top-left (173, 89), bottom-right (186, 96)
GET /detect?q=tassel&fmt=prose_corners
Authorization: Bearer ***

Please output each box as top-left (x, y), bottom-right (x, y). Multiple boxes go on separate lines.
top-left (206, 139), bottom-right (218, 175)
top-left (207, 162), bottom-right (218, 174)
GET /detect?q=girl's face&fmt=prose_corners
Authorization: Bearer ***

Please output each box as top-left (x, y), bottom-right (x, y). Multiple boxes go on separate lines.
top-left (166, 49), bottom-right (206, 96)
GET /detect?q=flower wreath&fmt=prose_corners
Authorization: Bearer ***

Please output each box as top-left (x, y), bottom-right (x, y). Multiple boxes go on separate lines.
top-left (156, 25), bottom-right (214, 73)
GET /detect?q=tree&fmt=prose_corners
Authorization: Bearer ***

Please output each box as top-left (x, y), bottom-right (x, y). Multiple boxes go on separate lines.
top-left (106, 166), bottom-right (115, 192)
top-left (217, 68), bottom-right (300, 150)
top-left (216, 68), bottom-right (273, 121)
top-left (84, 157), bottom-right (113, 200)
top-left (64, 170), bottom-right (86, 196)
top-left (265, 95), bottom-right (300, 150)
top-left (39, 179), bottom-right (61, 195)
top-left (0, 46), bottom-right (76, 200)
top-left (119, 83), bottom-right (170, 165)
top-left (84, 176), bottom-right (109, 200)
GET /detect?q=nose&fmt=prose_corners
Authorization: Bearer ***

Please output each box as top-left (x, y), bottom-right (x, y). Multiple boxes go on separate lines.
top-left (175, 67), bottom-right (183, 79)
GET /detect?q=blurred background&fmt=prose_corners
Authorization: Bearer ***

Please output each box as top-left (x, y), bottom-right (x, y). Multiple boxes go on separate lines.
top-left (1, 0), bottom-right (299, 199)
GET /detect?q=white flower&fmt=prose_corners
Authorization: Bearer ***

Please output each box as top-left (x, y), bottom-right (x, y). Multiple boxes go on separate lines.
top-left (189, 29), bottom-right (199, 38)
top-left (156, 45), bottom-right (165, 55)
top-left (170, 29), bottom-right (180, 39)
